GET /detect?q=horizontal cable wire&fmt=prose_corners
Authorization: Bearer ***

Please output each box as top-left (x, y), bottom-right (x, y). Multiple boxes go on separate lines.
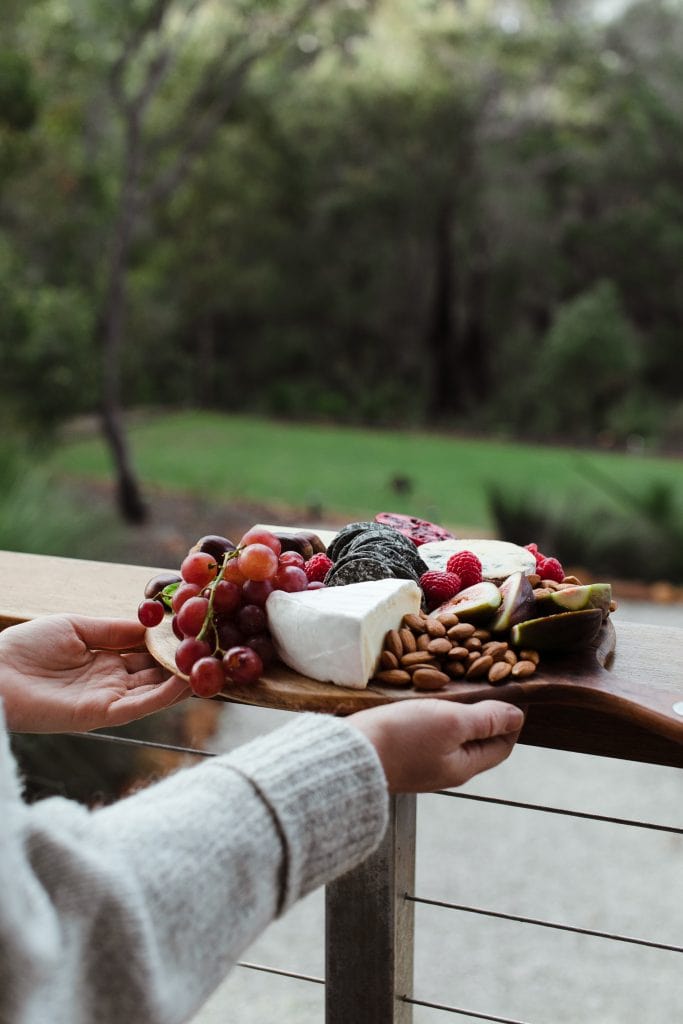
top-left (436, 790), bottom-right (683, 836)
top-left (65, 730), bottom-right (216, 758)
top-left (407, 894), bottom-right (683, 955)
top-left (237, 961), bottom-right (324, 985)
top-left (403, 995), bottom-right (534, 1023)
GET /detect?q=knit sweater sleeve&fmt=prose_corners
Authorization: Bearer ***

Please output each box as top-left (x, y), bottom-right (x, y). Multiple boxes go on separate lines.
top-left (0, 707), bottom-right (388, 1024)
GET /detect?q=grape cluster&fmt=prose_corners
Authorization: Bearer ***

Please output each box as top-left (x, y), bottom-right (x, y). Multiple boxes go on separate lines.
top-left (138, 527), bottom-right (325, 698)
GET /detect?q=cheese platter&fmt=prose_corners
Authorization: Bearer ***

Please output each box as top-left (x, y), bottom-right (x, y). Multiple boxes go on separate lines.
top-left (141, 516), bottom-right (683, 747)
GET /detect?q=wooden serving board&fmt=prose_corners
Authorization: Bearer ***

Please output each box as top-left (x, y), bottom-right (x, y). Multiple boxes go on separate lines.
top-left (146, 617), bottom-right (683, 745)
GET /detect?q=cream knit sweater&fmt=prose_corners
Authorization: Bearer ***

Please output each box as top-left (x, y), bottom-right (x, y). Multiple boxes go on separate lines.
top-left (0, 706), bottom-right (388, 1024)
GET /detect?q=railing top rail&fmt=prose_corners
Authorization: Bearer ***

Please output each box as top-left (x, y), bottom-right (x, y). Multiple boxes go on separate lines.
top-left (2, 549), bottom-right (683, 769)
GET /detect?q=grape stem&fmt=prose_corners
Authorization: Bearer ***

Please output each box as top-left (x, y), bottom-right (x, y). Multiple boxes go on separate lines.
top-left (197, 547), bottom-right (243, 651)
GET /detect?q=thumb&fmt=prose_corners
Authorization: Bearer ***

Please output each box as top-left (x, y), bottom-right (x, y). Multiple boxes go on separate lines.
top-left (454, 699), bottom-right (525, 743)
top-left (444, 700), bottom-right (525, 784)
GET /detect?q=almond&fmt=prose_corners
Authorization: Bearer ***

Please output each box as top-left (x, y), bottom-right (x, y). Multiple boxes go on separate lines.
top-left (427, 637), bottom-right (452, 656)
top-left (447, 646), bottom-right (470, 661)
top-left (425, 617), bottom-right (447, 638)
top-left (436, 610), bottom-right (460, 628)
top-left (464, 637), bottom-right (482, 651)
top-left (503, 650), bottom-right (518, 666)
top-left (401, 651), bottom-right (436, 668)
top-left (380, 650), bottom-right (399, 670)
top-left (403, 612), bottom-right (427, 632)
top-left (445, 660), bottom-right (466, 678)
top-left (511, 660), bottom-right (537, 678)
top-left (482, 641), bottom-right (508, 659)
top-left (417, 633), bottom-right (432, 651)
top-left (400, 627), bottom-right (417, 654)
top-left (519, 649), bottom-right (540, 665)
top-left (374, 669), bottom-right (412, 687)
top-left (562, 575), bottom-right (581, 585)
top-left (473, 629), bottom-right (491, 642)
top-left (466, 655), bottom-right (494, 679)
top-left (488, 661), bottom-right (512, 685)
top-left (448, 622), bottom-right (476, 642)
top-left (413, 667), bottom-right (450, 690)
top-left (385, 629), bottom-right (403, 659)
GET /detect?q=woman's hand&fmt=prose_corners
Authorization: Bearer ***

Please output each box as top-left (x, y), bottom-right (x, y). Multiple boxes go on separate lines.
top-left (0, 615), bottom-right (190, 733)
top-left (349, 698), bottom-right (524, 793)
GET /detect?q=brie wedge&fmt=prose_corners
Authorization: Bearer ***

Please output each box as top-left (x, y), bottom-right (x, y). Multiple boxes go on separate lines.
top-left (419, 538), bottom-right (536, 582)
top-left (266, 578), bottom-right (421, 689)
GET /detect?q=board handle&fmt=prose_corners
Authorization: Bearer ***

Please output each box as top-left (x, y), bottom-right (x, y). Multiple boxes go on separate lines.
top-left (478, 672), bottom-right (683, 745)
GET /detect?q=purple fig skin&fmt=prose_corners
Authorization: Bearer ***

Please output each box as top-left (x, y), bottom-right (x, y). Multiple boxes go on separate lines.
top-left (510, 608), bottom-right (603, 652)
top-left (490, 572), bottom-right (536, 633)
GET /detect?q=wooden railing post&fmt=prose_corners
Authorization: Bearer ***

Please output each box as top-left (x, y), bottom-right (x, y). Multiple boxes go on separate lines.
top-left (325, 792), bottom-right (416, 1024)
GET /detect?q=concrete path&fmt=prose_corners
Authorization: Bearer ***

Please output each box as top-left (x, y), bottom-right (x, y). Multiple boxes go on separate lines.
top-left (192, 600), bottom-right (683, 1024)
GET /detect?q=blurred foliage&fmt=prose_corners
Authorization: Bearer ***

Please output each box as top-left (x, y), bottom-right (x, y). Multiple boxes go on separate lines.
top-left (488, 467), bottom-right (683, 583)
top-left (0, 433), bottom-right (114, 556)
top-left (0, 0), bottom-right (682, 448)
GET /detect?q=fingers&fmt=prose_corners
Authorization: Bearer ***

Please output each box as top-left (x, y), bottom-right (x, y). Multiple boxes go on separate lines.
top-left (451, 729), bottom-right (521, 782)
top-left (106, 676), bottom-right (192, 726)
top-left (69, 616), bottom-right (148, 652)
top-left (124, 666), bottom-right (172, 689)
top-left (449, 700), bottom-right (525, 744)
top-left (121, 651), bottom-right (160, 674)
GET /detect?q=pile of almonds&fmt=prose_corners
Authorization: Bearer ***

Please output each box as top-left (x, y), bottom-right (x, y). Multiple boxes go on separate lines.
top-left (373, 609), bottom-right (540, 691)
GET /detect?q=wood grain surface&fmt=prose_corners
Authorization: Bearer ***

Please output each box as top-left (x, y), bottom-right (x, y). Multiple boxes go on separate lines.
top-left (146, 615), bottom-right (683, 749)
top-left (3, 548), bottom-right (683, 767)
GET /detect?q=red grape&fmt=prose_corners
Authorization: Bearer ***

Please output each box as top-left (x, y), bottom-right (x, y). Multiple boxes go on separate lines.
top-left (171, 582), bottom-right (201, 613)
top-left (224, 558), bottom-right (247, 585)
top-left (172, 614), bottom-right (184, 640)
top-left (212, 579), bottom-right (242, 615)
top-left (239, 527), bottom-right (282, 556)
top-left (189, 657), bottom-right (225, 698)
top-left (237, 543), bottom-right (279, 582)
top-left (216, 618), bottom-right (242, 651)
top-left (176, 596), bottom-right (210, 637)
top-left (246, 634), bottom-right (276, 667)
top-left (137, 599), bottom-right (164, 627)
top-left (278, 551), bottom-right (305, 569)
top-left (241, 578), bottom-right (274, 607)
top-left (175, 637), bottom-right (212, 676)
top-left (223, 646), bottom-right (264, 685)
top-left (193, 534), bottom-right (236, 562)
top-left (237, 604), bottom-right (267, 636)
top-left (180, 551), bottom-right (219, 587)
top-left (275, 566), bottom-right (308, 593)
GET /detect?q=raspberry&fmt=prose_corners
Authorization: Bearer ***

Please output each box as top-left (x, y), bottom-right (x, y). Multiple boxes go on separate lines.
top-left (445, 551), bottom-right (482, 589)
top-left (525, 542), bottom-right (543, 567)
top-left (304, 552), bottom-right (334, 583)
top-left (419, 570), bottom-right (462, 609)
top-left (537, 556), bottom-right (564, 583)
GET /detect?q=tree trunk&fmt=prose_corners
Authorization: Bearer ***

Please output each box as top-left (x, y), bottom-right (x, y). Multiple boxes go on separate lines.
top-left (99, 127), bottom-right (147, 524)
top-left (425, 199), bottom-right (458, 420)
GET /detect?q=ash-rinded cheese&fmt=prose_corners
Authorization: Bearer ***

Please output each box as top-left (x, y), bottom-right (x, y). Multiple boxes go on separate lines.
top-left (266, 578), bottom-right (421, 689)
top-left (419, 539), bottom-right (536, 582)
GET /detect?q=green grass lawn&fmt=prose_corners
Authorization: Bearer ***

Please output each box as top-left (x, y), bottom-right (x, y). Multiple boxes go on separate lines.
top-left (51, 412), bottom-right (683, 533)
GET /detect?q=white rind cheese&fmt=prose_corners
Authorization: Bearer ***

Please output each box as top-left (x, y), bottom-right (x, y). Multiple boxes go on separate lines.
top-left (266, 578), bottom-right (422, 689)
top-left (419, 538), bottom-right (536, 582)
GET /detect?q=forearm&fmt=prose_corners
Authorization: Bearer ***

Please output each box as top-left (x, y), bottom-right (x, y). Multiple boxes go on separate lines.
top-left (0, 711), bottom-right (388, 1024)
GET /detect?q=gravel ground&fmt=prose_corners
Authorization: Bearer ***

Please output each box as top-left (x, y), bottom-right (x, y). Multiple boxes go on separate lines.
top-left (189, 598), bottom-right (683, 1024)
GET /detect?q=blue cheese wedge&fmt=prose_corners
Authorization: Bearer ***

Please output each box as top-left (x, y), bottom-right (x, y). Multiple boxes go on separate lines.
top-left (418, 538), bottom-right (536, 583)
top-left (266, 578), bottom-right (421, 689)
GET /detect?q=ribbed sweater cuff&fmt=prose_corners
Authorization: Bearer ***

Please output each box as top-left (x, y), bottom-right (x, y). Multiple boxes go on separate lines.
top-left (221, 713), bottom-right (388, 913)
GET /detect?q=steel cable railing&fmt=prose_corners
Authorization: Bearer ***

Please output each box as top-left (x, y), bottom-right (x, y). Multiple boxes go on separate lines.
top-left (61, 731), bottom-right (682, 1023)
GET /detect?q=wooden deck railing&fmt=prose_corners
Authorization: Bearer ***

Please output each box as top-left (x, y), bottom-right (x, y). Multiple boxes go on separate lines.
top-left (2, 549), bottom-right (682, 1023)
